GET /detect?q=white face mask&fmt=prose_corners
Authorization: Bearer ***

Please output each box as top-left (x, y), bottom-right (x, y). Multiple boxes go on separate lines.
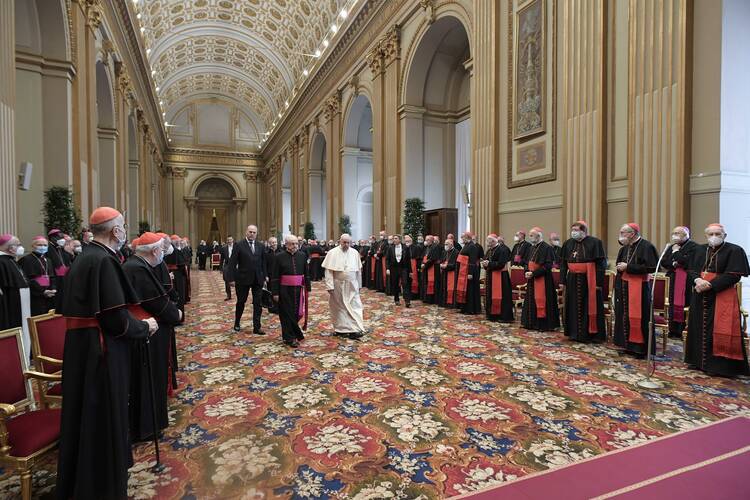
top-left (671, 234), bottom-right (685, 244)
top-left (164, 243), bottom-right (174, 256)
top-left (618, 236), bottom-right (630, 245)
top-left (56, 239), bottom-right (66, 247)
top-left (571, 230), bottom-right (584, 241)
top-left (513, 236), bottom-right (520, 243)
top-left (113, 227), bottom-right (126, 250)
top-left (529, 236), bottom-right (541, 245)
top-left (444, 245), bottom-right (451, 251)
top-left (707, 235), bottom-right (724, 248)
top-left (15, 246), bottom-right (25, 257)
top-left (552, 240), bottom-right (561, 247)
top-left (74, 246), bottom-right (82, 254)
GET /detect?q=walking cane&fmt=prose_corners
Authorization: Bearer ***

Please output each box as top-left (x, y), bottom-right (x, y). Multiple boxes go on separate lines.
top-left (144, 337), bottom-right (165, 472)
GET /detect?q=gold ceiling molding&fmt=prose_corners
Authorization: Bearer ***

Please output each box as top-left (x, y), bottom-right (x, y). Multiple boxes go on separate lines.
top-left (136, 0), bottom-right (341, 131)
top-left (165, 147), bottom-right (262, 169)
top-left (264, 0), bottom-right (402, 157)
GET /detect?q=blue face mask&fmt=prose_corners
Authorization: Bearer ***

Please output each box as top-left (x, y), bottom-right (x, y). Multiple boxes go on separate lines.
top-left (35, 246), bottom-right (48, 255)
top-left (154, 250), bottom-right (164, 266)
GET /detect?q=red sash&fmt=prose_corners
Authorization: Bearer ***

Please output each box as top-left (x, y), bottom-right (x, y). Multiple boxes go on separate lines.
top-left (528, 262), bottom-right (547, 319)
top-left (672, 267), bottom-right (687, 323)
top-left (381, 256), bottom-right (387, 285)
top-left (65, 304), bottom-right (151, 353)
top-left (702, 272), bottom-right (743, 360)
top-left (167, 264), bottom-right (178, 271)
top-left (446, 267), bottom-right (456, 305)
top-left (568, 262), bottom-right (598, 334)
top-left (411, 259), bottom-right (419, 294)
top-left (621, 272), bottom-right (647, 344)
top-left (310, 253), bottom-right (321, 259)
top-left (456, 254), bottom-right (470, 304)
top-left (488, 268), bottom-right (504, 314)
top-left (423, 255), bottom-right (435, 295)
top-left (280, 275), bottom-right (307, 329)
top-left (370, 256), bottom-right (376, 280)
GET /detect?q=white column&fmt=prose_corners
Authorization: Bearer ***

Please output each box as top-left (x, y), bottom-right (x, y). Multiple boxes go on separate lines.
top-left (0, 0), bottom-right (16, 233)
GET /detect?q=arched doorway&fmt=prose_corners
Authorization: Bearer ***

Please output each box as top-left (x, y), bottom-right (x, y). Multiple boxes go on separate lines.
top-left (281, 159), bottom-right (292, 234)
top-left (13, 0), bottom-right (72, 243)
top-left (342, 94), bottom-right (374, 240)
top-left (194, 177), bottom-right (239, 243)
top-left (96, 59), bottom-right (117, 208)
top-left (402, 16), bottom-right (471, 235)
top-left (309, 132), bottom-right (327, 240)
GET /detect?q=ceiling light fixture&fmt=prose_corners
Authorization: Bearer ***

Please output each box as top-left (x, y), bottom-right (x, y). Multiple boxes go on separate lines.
top-left (155, 86), bottom-right (160, 92)
top-left (303, 69), bottom-right (309, 76)
top-left (151, 69), bottom-right (155, 76)
top-left (136, 13), bottom-right (141, 20)
top-left (278, 112), bottom-right (282, 118)
top-left (323, 40), bottom-right (329, 48)
top-left (314, 49), bottom-right (321, 58)
top-left (331, 24), bottom-right (338, 34)
top-left (340, 9), bottom-right (348, 19)
top-left (159, 100), bottom-right (163, 106)
top-left (146, 48), bottom-right (151, 56)
top-left (162, 112), bottom-right (166, 117)
top-left (140, 27), bottom-right (145, 33)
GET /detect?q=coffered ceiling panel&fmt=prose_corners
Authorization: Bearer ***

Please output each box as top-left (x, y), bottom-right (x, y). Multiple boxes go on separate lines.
top-left (134, 0), bottom-right (343, 149)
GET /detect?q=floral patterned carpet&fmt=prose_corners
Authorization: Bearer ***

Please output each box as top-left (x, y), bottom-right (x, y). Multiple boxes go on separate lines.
top-left (2, 269), bottom-right (750, 499)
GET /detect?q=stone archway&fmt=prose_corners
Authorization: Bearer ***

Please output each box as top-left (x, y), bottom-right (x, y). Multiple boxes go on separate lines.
top-left (309, 131), bottom-right (327, 240)
top-left (193, 177), bottom-right (240, 245)
top-left (342, 94), bottom-right (374, 240)
top-left (402, 16), bottom-right (472, 235)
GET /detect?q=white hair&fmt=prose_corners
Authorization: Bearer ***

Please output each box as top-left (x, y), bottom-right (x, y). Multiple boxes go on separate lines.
top-left (339, 233), bottom-right (352, 241)
top-left (284, 234), bottom-right (298, 244)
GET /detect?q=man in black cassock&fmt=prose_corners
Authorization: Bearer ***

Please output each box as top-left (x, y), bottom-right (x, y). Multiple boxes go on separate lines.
top-left (549, 232), bottom-right (563, 268)
top-left (197, 240), bottom-right (209, 270)
top-left (366, 236), bottom-right (378, 289)
top-left (359, 238), bottom-right (371, 288)
top-left (613, 223), bottom-right (659, 357)
top-left (456, 232), bottom-right (483, 315)
top-left (386, 234), bottom-right (412, 307)
top-left (421, 236), bottom-right (442, 304)
top-left (561, 221), bottom-right (607, 342)
top-left (685, 223), bottom-right (750, 377)
top-left (165, 235), bottom-right (187, 313)
top-left (180, 238), bottom-right (192, 303)
top-left (661, 226), bottom-right (699, 338)
top-left (123, 233), bottom-right (182, 441)
top-left (19, 236), bottom-right (57, 316)
top-left (0, 234), bottom-right (29, 330)
top-left (482, 233), bottom-right (514, 322)
top-left (155, 233), bottom-right (181, 390)
top-left (404, 235), bottom-right (421, 302)
top-left (47, 229), bottom-right (71, 309)
top-left (511, 230), bottom-right (532, 267)
top-left (521, 227), bottom-right (560, 331)
top-left (270, 235), bottom-right (310, 348)
top-left (440, 238), bottom-right (459, 308)
top-left (374, 230), bottom-right (388, 293)
top-left (306, 239), bottom-right (325, 281)
top-left (56, 207), bottom-right (158, 500)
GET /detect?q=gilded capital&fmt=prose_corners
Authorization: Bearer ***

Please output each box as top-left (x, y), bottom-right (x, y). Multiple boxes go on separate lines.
top-left (420, 0), bottom-right (435, 25)
top-left (171, 167), bottom-right (186, 179)
top-left (366, 44), bottom-right (383, 75)
top-left (323, 93), bottom-right (341, 122)
top-left (86, 0), bottom-right (103, 29)
top-left (382, 26), bottom-right (401, 65)
top-left (244, 170), bottom-right (259, 182)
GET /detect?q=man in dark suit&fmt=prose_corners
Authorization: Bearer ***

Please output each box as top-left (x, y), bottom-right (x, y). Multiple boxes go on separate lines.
top-left (219, 236), bottom-right (235, 301)
top-left (386, 234), bottom-right (412, 307)
top-left (197, 240), bottom-right (209, 270)
top-left (227, 225), bottom-right (266, 334)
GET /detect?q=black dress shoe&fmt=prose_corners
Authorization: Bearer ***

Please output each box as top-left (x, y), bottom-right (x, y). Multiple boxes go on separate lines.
top-left (253, 330), bottom-right (266, 336)
top-left (405, 302), bottom-right (411, 308)
top-left (395, 300), bottom-right (401, 305)
top-left (348, 332), bottom-right (364, 340)
top-left (233, 325), bottom-right (241, 332)
top-left (285, 340), bottom-right (300, 348)
top-left (224, 297), bottom-right (232, 301)
top-left (297, 333), bottom-right (305, 341)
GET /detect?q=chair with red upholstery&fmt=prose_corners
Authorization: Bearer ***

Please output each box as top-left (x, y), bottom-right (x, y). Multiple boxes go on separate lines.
top-left (650, 274), bottom-right (670, 355)
top-left (28, 312), bottom-right (65, 405)
top-left (0, 327), bottom-right (62, 500)
top-left (509, 266), bottom-right (527, 318)
top-left (211, 252), bottom-right (221, 270)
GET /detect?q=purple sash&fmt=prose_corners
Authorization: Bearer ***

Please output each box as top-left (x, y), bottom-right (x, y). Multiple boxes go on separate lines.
top-left (34, 275), bottom-right (50, 287)
top-left (280, 275), bottom-right (306, 321)
top-left (55, 265), bottom-right (69, 277)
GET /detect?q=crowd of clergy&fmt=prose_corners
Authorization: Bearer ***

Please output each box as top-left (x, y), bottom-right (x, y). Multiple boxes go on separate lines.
top-left (1, 207), bottom-right (749, 499)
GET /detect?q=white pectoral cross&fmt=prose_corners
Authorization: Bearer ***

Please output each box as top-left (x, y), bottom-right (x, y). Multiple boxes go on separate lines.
top-left (572, 250), bottom-right (578, 259)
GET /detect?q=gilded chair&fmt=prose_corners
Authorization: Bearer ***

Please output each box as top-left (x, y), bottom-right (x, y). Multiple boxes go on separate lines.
top-left (603, 270), bottom-right (616, 342)
top-left (0, 327), bottom-right (62, 500)
top-left (28, 311), bottom-right (66, 405)
top-left (650, 274), bottom-right (671, 355)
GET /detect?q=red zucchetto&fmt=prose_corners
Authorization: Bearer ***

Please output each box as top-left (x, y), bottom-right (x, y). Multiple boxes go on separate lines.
top-left (89, 207), bottom-right (121, 225)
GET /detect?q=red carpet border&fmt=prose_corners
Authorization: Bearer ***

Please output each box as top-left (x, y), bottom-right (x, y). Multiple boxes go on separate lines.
top-left (1, 270), bottom-right (749, 499)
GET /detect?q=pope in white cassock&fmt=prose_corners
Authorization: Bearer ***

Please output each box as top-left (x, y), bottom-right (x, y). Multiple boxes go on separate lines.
top-left (322, 234), bottom-right (366, 339)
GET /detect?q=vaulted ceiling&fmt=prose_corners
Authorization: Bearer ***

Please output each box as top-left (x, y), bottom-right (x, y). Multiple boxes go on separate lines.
top-left (133, 0), bottom-right (352, 151)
